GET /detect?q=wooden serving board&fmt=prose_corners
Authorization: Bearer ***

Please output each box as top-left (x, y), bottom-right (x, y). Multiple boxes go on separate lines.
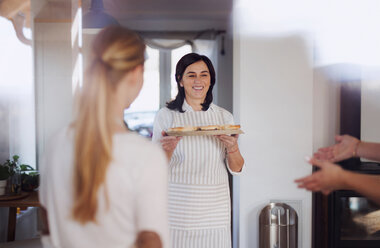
top-left (0, 192), bottom-right (29, 201)
top-left (167, 129), bottom-right (244, 136)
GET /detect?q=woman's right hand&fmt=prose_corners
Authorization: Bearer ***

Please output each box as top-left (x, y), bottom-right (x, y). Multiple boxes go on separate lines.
top-left (313, 135), bottom-right (360, 162)
top-left (160, 131), bottom-right (182, 161)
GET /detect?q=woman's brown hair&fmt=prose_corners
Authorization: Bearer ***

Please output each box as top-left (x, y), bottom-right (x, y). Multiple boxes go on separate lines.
top-left (72, 26), bottom-right (145, 224)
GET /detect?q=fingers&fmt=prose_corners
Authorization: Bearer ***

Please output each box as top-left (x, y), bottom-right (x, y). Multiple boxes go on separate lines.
top-left (308, 157), bottom-right (332, 170)
top-left (322, 189), bottom-right (332, 195)
top-left (218, 134), bottom-right (234, 139)
top-left (295, 175), bottom-right (324, 192)
top-left (294, 175), bottom-right (315, 184)
top-left (160, 136), bottom-right (180, 143)
top-left (160, 136), bottom-right (180, 142)
top-left (160, 136), bottom-right (182, 152)
top-left (295, 177), bottom-right (317, 190)
top-left (162, 142), bottom-right (179, 152)
top-left (297, 179), bottom-right (332, 195)
top-left (231, 134), bottom-right (239, 139)
top-left (295, 156), bottom-right (338, 195)
top-left (303, 182), bottom-right (322, 192)
top-left (217, 135), bottom-right (238, 145)
top-left (314, 153), bottom-right (334, 161)
top-left (317, 147), bottom-right (332, 154)
top-left (335, 135), bottom-right (343, 143)
top-left (314, 147), bottom-right (335, 161)
top-left (161, 131), bottom-right (168, 137)
top-left (162, 142), bottom-right (178, 151)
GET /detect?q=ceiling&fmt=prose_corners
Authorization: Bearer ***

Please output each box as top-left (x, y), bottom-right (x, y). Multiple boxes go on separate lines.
top-left (80, 0), bottom-right (233, 20)
top-left (41, 0), bottom-right (233, 31)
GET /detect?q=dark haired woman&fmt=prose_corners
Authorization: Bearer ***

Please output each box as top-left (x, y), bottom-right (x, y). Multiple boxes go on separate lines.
top-left (152, 53), bottom-right (244, 248)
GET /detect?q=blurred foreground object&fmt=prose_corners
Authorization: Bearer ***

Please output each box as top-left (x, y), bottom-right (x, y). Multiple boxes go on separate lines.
top-left (0, 0), bottom-right (31, 45)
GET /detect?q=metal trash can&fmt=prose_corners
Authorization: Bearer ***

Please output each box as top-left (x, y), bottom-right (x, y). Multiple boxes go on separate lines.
top-left (259, 203), bottom-right (298, 248)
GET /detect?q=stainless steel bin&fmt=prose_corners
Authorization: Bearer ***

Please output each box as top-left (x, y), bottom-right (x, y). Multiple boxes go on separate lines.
top-left (259, 203), bottom-right (298, 248)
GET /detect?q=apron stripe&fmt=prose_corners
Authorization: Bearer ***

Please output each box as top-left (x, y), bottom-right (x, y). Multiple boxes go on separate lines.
top-left (168, 105), bottom-right (232, 248)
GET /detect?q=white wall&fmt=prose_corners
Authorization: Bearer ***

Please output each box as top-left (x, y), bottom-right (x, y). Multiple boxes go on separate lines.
top-left (233, 33), bottom-right (314, 247)
top-left (216, 22), bottom-right (234, 112)
top-left (313, 66), bottom-right (341, 151)
top-left (361, 67), bottom-right (380, 144)
top-left (34, 22), bottom-right (73, 166)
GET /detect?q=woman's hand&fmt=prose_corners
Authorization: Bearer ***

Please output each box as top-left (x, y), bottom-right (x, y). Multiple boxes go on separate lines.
top-left (136, 231), bottom-right (162, 248)
top-left (217, 134), bottom-right (244, 172)
top-left (160, 131), bottom-right (182, 161)
top-left (295, 157), bottom-right (346, 195)
top-left (217, 134), bottom-right (239, 153)
top-left (313, 135), bottom-right (360, 162)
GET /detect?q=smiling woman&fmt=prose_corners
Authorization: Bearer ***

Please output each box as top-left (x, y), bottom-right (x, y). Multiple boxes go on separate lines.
top-left (152, 53), bottom-right (244, 248)
top-left (166, 53), bottom-right (216, 113)
top-left (179, 61), bottom-right (211, 110)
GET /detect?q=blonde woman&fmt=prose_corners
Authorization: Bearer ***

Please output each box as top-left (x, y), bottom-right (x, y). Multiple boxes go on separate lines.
top-left (39, 26), bottom-right (168, 248)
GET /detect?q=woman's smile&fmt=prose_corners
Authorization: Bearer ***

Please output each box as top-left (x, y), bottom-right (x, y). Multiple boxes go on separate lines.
top-left (192, 86), bottom-right (204, 90)
top-left (191, 85), bottom-right (206, 93)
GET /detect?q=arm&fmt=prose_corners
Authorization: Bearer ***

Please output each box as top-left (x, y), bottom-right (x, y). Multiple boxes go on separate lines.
top-left (218, 110), bottom-right (244, 173)
top-left (314, 134), bottom-right (360, 162)
top-left (314, 134), bottom-right (380, 162)
top-left (152, 109), bottom-right (181, 161)
top-left (160, 132), bottom-right (182, 161)
top-left (356, 141), bottom-right (380, 162)
top-left (343, 170), bottom-right (380, 205)
top-left (217, 134), bottom-right (244, 173)
top-left (295, 157), bottom-right (380, 205)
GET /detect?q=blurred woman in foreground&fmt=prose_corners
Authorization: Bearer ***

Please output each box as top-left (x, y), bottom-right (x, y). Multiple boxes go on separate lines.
top-left (39, 26), bottom-right (168, 248)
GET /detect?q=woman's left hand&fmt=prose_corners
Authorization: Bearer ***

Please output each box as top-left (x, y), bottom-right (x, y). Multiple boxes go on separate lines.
top-left (218, 134), bottom-right (244, 172)
top-left (294, 157), bottom-right (345, 195)
top-left (217, 134), bottom-right (239, 153)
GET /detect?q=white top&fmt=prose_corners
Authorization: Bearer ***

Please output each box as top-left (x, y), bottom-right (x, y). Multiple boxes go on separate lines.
top-left (39, 128), bottom-right (169, 248)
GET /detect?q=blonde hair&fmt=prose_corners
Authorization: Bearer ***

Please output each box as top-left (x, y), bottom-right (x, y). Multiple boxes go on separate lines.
top-left (72, 26), bottom-right (145, 224)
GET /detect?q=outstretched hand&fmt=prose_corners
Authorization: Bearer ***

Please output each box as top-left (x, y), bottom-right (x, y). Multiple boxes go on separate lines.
top-left (294, 157), bottom-right (345, 195)
top-left (313, 135), bottom-right (360, 162)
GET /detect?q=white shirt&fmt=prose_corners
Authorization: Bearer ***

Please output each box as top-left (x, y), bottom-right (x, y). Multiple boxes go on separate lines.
top-left (39, 128), bottom-right (169, 248)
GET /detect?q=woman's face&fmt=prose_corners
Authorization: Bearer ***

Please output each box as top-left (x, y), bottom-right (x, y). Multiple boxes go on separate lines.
top-left (180, 60), bottom-right (211, 102)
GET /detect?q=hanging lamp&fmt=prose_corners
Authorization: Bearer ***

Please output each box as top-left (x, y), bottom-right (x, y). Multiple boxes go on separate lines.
top-left (82, 0), bottom-right (119, 30)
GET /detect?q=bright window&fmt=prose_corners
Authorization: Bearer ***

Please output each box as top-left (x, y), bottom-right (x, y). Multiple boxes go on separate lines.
top-left (0, 19), bottom-right (35, 168)
top-left (124, 44), bottom-right (192, 137)
top-left (126, 46), bottom-right (160, 113)
top-left (171, 45), bottom-right (192, 99)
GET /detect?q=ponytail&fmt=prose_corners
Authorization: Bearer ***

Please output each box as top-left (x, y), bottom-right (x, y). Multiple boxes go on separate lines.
top-left (72, 26), bottom-right (145, 223)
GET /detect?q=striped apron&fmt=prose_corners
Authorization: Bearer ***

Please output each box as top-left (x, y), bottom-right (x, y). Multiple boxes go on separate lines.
top-left (168, 109), bottom-right (231, 248)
